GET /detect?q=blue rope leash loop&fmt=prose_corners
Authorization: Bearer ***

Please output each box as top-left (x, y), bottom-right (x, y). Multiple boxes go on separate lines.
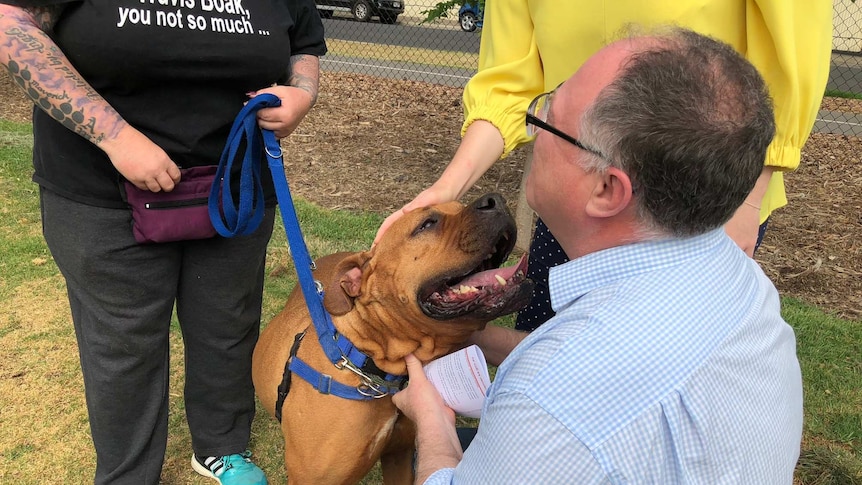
top-left (208, 93), bottom-right (281, 238)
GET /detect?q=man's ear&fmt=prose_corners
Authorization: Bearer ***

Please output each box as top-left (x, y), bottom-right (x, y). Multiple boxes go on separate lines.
top-left (586, 167), bottom-right (632, 218)
top-left (323, 252), bottom-right (371, 316)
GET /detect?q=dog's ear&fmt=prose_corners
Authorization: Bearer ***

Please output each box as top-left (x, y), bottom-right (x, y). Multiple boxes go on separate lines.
top-left (323, 252), bottom-right (370, 316)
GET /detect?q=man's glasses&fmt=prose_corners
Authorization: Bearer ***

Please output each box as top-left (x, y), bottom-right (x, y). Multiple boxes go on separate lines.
top-left (526, 91), bottom-right (606, 159)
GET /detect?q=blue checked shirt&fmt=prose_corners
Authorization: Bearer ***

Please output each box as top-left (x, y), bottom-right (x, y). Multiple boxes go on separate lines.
top-left (425, 229), bottom-right (803, 484)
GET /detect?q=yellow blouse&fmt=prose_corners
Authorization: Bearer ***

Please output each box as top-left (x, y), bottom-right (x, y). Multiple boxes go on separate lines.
top-left (462, 0), bottom-right (833, 221)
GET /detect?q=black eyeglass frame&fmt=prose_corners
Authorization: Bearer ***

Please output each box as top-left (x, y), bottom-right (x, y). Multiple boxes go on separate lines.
top-left (525, 92), bottom-right (606, 160)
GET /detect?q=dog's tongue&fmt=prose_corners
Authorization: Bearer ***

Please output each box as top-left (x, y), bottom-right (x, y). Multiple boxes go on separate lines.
top-left (459, 253), bottom-right (528, 288)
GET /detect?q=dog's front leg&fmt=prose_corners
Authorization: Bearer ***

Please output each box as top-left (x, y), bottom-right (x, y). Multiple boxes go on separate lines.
top-left (379, 415), bottom-right (416, 485)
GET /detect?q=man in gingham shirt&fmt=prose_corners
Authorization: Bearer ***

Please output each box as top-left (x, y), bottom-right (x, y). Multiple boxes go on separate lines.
top-left (394, 28), bottom-right (803, 485)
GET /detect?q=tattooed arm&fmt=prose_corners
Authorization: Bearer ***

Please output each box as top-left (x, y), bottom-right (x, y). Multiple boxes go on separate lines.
top-left (0, 5), bottom-right (180, 192)
top-left (252, 53), bottom-right (319, 139)
top-left (287, 53), bottom-right (320, 106)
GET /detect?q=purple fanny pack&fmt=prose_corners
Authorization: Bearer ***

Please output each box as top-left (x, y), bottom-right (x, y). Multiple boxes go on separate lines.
top-left (122, 165), bottom-right (218, 244)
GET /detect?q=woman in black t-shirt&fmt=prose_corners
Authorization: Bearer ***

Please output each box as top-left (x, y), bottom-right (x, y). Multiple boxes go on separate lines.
top-left (0, 1), bottom-right (326, 483)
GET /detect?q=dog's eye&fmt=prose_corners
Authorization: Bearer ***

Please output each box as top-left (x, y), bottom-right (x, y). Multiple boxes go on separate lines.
top-left (412, 217), bottom-right (438, 236)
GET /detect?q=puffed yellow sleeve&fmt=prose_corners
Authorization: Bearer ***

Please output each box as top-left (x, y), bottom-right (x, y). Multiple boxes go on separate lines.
top-left (460, 0), bottom-right (545, 158)
top-left (746, 0), bottom-right (832, 218)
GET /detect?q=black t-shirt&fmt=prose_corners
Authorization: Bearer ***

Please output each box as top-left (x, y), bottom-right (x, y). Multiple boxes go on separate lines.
top-left (6, 0), bottom-right (326, 207)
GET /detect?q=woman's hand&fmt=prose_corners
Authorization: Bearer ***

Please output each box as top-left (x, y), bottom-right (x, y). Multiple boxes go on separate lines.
top-left (0, 5), bottom-right (180, 193)
top-left (252, 54), bottom-right (319, 139)
top-left (374, 120), bottom-right (506, 246)
top-left (251, 84), bottom-right (316, 139)
top-left (373, 185), bottom-right (458, 246)
top-left (725, 167), bottom-right (773, 257)
top-left (724, 200), bottom-right (761, 257)
top-left (100, 124), bottom-right (181, 192)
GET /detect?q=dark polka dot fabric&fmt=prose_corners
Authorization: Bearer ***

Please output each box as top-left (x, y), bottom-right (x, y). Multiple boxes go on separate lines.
top-left (515, 218), bottom-right (569, 331)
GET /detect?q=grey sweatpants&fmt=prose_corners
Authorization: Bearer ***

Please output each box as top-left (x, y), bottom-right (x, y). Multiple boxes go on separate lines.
top-left (40, 188), bottom-right (275, 485)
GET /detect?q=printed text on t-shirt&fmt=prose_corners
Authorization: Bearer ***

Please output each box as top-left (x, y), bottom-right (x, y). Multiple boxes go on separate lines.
top-left (117, 0), bottom-right (270, 35)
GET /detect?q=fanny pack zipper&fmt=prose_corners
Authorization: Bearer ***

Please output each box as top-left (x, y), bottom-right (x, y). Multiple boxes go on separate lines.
top-left (144, 197), bottom-right (209, 210)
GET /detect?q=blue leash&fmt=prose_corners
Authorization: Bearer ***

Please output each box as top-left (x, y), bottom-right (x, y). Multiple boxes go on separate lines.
top-left (208, 94), bottom-right (404, 400)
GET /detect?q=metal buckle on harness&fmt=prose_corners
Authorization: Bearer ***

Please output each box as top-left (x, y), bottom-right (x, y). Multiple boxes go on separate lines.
top-left (357, 382), bottom-right (390, 399)
top-left (336, 356), bottom-right (392, 399)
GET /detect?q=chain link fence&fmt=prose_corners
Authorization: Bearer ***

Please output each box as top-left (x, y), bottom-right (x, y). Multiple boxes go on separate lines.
top-left (827, 0), bottom-right (862, 136)
top-left (318, 0), bottom-right (479, 87)
top-left (320, 0), bottom-right (862, 135)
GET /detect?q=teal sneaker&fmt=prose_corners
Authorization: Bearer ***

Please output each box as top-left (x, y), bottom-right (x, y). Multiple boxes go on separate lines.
top-left (191, 450), bottom-right (267, 485)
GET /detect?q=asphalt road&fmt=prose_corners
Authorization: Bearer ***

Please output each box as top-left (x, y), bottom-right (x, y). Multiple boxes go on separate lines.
top-left (322, 17), bottom-right (480, 53)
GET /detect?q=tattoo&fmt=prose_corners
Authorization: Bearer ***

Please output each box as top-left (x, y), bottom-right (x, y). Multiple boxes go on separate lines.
top-left (22, 6), bottom-right (63, 32)
top-left (288, 54), bottom-right (319, 106)
top-left (1, 10), bottom-right (125, 145)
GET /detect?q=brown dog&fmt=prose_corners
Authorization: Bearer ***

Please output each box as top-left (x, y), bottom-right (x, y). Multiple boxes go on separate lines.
top-left (252, 193), bottom-right (533, 484)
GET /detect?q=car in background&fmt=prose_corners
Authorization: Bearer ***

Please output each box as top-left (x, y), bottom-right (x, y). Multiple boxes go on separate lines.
top-left (316, 0), bottom-right (404, 24)
top-left (458, 1), bottom-right (483, 32)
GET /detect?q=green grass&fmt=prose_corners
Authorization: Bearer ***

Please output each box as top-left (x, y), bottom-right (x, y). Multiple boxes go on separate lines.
top-left (785, 299), bottom-right (862, 444)
top-left (825, 89), bottom-right (862, 100)
top-left (0, 120), bottom-right (55, 301)
top-left (0, 120), bottom-right (860, 484)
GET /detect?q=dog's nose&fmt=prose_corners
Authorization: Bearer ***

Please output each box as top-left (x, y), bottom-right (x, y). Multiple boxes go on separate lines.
top-left (471, 193), bottom-right (507, 212)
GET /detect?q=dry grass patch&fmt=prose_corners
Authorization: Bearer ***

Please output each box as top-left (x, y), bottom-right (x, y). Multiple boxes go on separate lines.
top-left (0, 276), bottom-right (94, 483)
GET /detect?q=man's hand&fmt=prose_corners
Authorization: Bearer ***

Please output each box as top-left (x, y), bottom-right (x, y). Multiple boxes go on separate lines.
top-left (393, 354), bottom-right (455, 425)
top-left (393, 354), bottom-right (462, 483)
top-left (466, 324), bottom-right (528, 367)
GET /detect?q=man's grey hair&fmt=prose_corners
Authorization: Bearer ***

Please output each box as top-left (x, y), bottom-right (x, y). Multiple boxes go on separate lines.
top-left (579, 28), bottom-right (775, 237)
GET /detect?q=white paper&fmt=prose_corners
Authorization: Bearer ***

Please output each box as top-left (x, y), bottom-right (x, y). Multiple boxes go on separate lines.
top-left (423, 345), bottom-right (491, 418)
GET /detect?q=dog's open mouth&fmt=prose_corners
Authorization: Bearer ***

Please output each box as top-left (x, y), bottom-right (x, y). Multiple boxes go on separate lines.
top-left (419, 233), bottom-right (534, 320)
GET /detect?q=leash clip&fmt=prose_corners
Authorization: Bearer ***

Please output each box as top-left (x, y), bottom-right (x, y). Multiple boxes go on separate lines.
top-left (335, 356), bottom-right (391, 399)
top-left (334, 355), bottom-right (357, 372)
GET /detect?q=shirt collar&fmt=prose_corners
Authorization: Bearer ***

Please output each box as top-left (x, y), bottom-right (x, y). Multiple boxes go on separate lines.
top-left (548, 228), bottom-right (729, 313)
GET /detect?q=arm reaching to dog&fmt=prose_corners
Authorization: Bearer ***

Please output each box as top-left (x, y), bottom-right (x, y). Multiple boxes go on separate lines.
top-left (725, 167), bottom-right (775, 256)
top-left (0, 5), bottom-right (180, 193)
top-left (374, 120), bottom-right (505, 245)
top-left (392, 354), bottom-right (463, 484)
top-left (467, 324), bottom-right (529, 367)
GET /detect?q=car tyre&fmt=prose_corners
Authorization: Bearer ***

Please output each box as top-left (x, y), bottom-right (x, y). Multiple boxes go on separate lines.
top-left (459, 12), bottom-right (477, 32)
top-left (318, 9), bottom-right (333, 18)
top-left (380, 13), bottom-right (398, 24)
top-left (352, 0), bottom-right (372, 22)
